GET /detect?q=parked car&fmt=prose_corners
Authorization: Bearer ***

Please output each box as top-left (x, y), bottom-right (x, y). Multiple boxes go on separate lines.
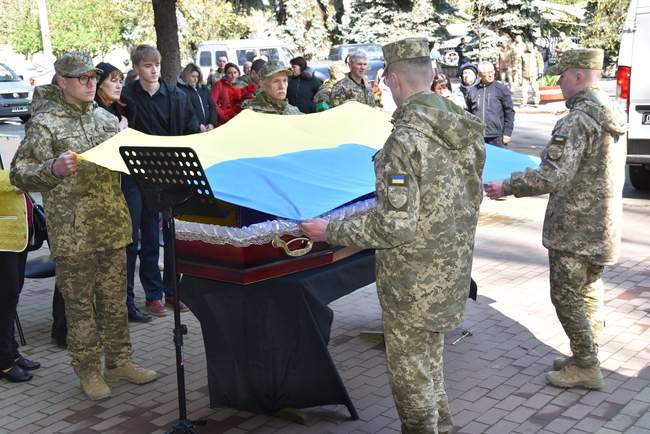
top-left (195, 39), bottom-right (295, 81)
top-left (617, 0), bottom-right (650, 190)
top-left (0, 62), bottom-right (32, 123)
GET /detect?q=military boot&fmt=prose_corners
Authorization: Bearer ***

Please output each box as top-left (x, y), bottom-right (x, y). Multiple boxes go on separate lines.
top-left (104, 361), bottom-right (158, 385)
top-left (552, 355), bottom-right (574, 371)
top-left (546, 364), bottom-right (603, 390)
top-left (79, 372), bottom-right (111, 400)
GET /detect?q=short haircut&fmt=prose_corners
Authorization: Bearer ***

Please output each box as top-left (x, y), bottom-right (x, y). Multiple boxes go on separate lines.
top-left (131, 44), bottom-right (161, 65)
top-left (290, 56), bottom-right (307, 73)
top-left (181, 62), bottom-right (203, 83)
top-left (224, 62), bottom-right (240, 75)
top-left (477, 62), bottom-right (495, 73)
top-left (348, 51), bottom-right (367, 63)
top-left (387, 57), bottom-right (433, 87)
top-left (251, 58), bottom-right (266, 74)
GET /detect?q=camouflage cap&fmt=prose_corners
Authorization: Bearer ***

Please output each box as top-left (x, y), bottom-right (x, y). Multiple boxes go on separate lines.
top-left (383, 37), bottom-right (430, 68)
top-left (54, 51), bottom-right (103, 77)
top-left (259, 60), bottom-right (292, 81)
top-left (547, 48), bottom-right (604, 75)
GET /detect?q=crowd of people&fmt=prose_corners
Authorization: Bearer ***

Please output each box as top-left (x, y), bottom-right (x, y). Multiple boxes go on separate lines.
top-left (0, 31), bottom-right (625, 434)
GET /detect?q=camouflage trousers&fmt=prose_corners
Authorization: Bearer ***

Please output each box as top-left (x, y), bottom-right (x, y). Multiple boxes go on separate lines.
top-left (384, 315), bottom-right (453, 434)
top-left (56, 248), bottom-right (132, 375)
top-left (548, 249), bottom-right (605, 368)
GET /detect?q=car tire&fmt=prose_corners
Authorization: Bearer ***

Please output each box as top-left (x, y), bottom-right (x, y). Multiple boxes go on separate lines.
top-left (629, 165), bottom-right (650, 190)
top-left (19, 115), bottom-right (30, 123)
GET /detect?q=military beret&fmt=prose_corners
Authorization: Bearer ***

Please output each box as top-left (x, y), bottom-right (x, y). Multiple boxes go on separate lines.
top-left (259, 60), bottom-right (292, 81)
top-left (383, 38), bottom-right (430, 68)
top-left (54, 51), bottom-right (103, 77)
top-left (547, 48), bottom-right (604, 75)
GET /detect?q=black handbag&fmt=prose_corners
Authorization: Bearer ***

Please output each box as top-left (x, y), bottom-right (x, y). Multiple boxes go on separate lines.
top-left (28, 199), bottom-right (48, 252)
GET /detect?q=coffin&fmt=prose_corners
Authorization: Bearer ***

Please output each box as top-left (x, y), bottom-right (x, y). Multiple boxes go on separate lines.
top-left (174, 198), bottom-right (374, 285)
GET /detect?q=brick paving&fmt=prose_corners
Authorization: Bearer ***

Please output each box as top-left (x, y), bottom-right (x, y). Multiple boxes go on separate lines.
top-left (2, 184), bottom-right (649, 433)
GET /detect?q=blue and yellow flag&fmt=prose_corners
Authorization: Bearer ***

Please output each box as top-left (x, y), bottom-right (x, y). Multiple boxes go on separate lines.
top-left (82, 102), bottom-right (538, 220)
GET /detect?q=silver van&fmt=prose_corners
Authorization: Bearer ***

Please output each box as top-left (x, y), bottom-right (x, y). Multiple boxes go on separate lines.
top-left (617, 0), bottom-right (650, 189)
top-left (195, 39), bottom-right (295, 80)
top-left (0, 62), bottom-right (32, 123)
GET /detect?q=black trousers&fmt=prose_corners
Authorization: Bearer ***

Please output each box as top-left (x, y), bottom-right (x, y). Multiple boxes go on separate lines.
top-left (0, 249), bottom-right (27, 370)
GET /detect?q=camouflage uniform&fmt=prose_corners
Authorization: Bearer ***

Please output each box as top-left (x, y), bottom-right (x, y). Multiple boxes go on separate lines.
top-left (521, 47), bottom-right (544, 105)
top-left (329, 73), bottom-right (376, 108)
top-left (502, 49), bottom-right (627, 371)
top-left (206, 69), bottom-right (223, 89)
top-left (511, 39), bottom-right (526, 86)
top-left (10, 53), bottom-right (133, 377)
top-left (498, 44), bottom-right (515, 86)
top-left (327, 38), bottom-right (485, 434)
top-left (241, 60), bottom-right (301, 115)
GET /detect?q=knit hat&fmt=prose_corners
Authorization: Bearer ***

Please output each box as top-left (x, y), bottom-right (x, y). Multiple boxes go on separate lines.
top-left (95, 62), bottom-right (121, 87)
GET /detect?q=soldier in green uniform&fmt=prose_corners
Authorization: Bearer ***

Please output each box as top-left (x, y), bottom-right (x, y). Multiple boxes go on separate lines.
top-left (329, 51), bottom-right (376, 108)
top-left (241, 60), bottom-right (301, 115)
top-left (486, 48), bottom-right (627, 390)
top-left (302, 38), bottom-right (485, 434)
top-left (10, 52), bottom-right (157, 401)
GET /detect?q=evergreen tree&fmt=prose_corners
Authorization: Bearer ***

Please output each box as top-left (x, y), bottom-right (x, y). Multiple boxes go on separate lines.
top-left (470, 0), bottom-right (541, 41)
top-left (275, 0), bottom-right (331, 59)
top-left (338, 0), bottom-right (450, 44)
top-left (580, 0), bottom-right (629, 67)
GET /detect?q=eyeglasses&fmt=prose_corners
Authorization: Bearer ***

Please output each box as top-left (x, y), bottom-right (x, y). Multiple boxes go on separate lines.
top-left (64, 75), bottom-right (97, 85)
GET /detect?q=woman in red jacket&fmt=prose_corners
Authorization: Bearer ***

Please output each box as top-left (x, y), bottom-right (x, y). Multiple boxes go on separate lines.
top-left (211, 63), bottom-right (255, 126)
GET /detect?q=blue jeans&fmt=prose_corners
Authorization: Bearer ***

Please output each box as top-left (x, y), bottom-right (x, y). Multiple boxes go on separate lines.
top-left (122, 175), bottom-right (170, 307)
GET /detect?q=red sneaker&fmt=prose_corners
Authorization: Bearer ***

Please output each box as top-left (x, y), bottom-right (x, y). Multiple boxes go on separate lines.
top-left (145, 300), bottom-right (168, 316)
top-left (165, 296), bottom-right (190, 313)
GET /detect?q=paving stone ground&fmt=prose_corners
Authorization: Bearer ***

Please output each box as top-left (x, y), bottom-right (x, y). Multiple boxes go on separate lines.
top-left (2, 182), bottom-right (648, 434)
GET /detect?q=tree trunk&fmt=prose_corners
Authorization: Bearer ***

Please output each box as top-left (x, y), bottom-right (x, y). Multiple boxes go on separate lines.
top-left (152, 0), bottom-right (181, 85)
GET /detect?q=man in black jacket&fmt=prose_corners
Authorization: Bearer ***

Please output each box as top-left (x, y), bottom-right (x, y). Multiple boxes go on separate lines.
top-left (465, 62), bottom-right (515, 147)
top-left (287, 56), bottom-right (322, 113)
top-left (120, 45), bottom-right (200, 319)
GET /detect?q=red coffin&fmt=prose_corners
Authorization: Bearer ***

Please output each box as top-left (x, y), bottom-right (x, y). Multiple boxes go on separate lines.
top-left (174, 204), bottom-right (362, 285)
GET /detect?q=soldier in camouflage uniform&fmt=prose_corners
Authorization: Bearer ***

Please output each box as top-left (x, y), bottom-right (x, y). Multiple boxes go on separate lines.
top-left (241, 60), bottom-right (301, 115)
top-left (302, 38), bottom-right (485, 434)
top-left (486, 49), bottom-right (627, 390)
top-left (511, 35), bottom-right (526, 87)
top-left (10, 52), bottom-right (157, 400)
top-left (329, 51), bottom-right (376, 108)
top-left (313, 62), bottom-right (347, 111)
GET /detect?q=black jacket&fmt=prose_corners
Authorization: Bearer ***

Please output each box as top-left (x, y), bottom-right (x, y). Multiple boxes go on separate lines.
top-left (465, 80), bottom-right (515, 138)
top-left (287, 73), bottom-right (322, 114)
top-left (121, 79), bottom-right (199, 135)
top-left (178, 82), bottom-right (217, 127)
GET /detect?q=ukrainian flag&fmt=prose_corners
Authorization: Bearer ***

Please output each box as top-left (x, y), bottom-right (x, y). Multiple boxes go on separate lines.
top-left (83, 102), bottom-right (538, 220)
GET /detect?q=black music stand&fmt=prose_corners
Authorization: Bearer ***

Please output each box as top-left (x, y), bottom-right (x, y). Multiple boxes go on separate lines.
top-left (120, 146), bottom-right (224, 434)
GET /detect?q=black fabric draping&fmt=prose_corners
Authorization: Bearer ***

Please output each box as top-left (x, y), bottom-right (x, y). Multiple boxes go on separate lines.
top-left (178, 250), bottom-right (376, 418)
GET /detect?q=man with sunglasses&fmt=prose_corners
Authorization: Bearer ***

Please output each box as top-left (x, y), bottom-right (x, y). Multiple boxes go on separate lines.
top-left (10, 51), bottom-right (157, 401)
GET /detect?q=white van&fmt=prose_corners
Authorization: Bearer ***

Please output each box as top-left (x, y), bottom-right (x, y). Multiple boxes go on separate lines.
top-left (617, 0), bottom-right (650, 190)
top-left (195, 39), bottom-right (295, 79)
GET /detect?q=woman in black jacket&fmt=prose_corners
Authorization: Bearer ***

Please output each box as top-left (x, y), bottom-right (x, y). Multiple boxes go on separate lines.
top-left (178, 63), bottom-right (217, 131)
top-left (287, 57), bottom-right (322, 114)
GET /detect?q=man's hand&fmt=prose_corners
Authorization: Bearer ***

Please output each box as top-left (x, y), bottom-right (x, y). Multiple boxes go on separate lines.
top-left (299, 218), bottom-right (329, 242)
top-left (485, 180), bottom-right (505, 200)
top-left (200, 124), bottom-right (215, 132)
top-left (52, 150), bottom-right (78, 178)
top-left (502, 135), bottom-right (511, 145)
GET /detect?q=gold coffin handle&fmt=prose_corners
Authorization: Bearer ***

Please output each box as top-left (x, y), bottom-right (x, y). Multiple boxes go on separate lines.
top-left (272, 236), bottom-right (314, 257)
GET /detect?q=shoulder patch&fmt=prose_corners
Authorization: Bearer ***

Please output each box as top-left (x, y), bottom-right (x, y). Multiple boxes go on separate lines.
top-left (388, 174), bottom-right (408, 186)
top-left (551, 135), bottom-right (566, 146)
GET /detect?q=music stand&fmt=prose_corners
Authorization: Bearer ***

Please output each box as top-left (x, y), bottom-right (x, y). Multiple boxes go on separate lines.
top-left (120, 146), bottom-right (223, 434)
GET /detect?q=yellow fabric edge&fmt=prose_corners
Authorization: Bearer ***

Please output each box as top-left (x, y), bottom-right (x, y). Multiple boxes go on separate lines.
top-left (81, 102), bottom-right (393, 173)
top-left (0, 170), bottom-right (28, 252)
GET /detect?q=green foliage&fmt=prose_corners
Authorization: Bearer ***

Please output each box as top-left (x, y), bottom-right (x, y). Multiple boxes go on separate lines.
top-left (538, 74), bottom-right (559, 86)
top-left (580, 0), bottom-right (629, 65)
top-left (276, 0), bottom-right (331, 59)
top-left (10, 0), bottom-right (127, 56)
top-left (339, 0), bottom-right (449, 44)
top-left (470, 0), bottom-right (541, 41)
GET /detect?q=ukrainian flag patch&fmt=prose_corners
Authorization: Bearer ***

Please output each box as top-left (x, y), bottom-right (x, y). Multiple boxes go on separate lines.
top-left (389, 174), bottom-right (407, 186)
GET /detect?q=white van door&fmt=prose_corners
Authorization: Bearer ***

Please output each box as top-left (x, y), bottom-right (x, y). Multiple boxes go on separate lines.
top-left (628, 1), bottom-right (650, 142)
